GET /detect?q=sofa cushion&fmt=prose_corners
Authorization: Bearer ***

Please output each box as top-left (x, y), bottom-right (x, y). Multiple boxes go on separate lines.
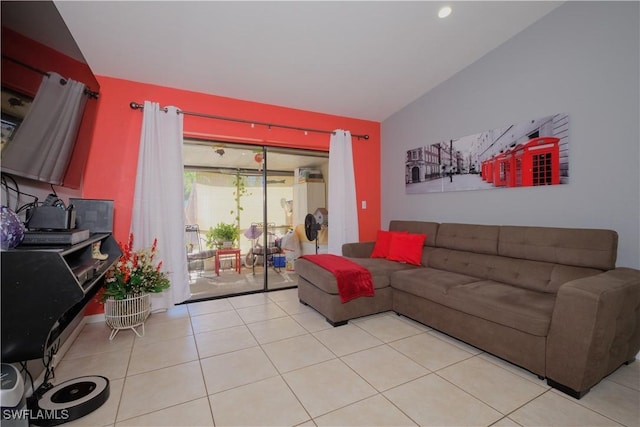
top-left (427, 248), bottom-right (602, 293)
top-left (436, 223), bottom-right (500, 255)
top-left (389, 220), bottom-right (439, 247)
top-left (343, 241), bottom-right (376, 258)
top-left (392, 268), bottom-right (555, 336)
top-left (427, 248), bottom-right (497, 279)
top-left (489, 261), bottom-right (603, 293)
top-left (391, 268), bottom-right (478, 298)
top-left (387, 233), bottom-right (426, 265)
top-left (446, 280), bottom-right (556, 336)
top-left (349, 257), bottom-right (420, 278)
top-left (295, 257), bottom-right (416, 295)
top-left (498, 226), bottom-right (618, 270)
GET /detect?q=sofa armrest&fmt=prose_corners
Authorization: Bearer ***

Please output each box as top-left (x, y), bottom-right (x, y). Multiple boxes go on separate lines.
top-left (342, 241), bottom-right (375, 258)
top-left (546, 267), bottom-right (640, 397)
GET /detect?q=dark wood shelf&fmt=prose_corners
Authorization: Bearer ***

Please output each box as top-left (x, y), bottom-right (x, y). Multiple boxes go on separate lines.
top-left (1, 233), bottom-right (121, 363)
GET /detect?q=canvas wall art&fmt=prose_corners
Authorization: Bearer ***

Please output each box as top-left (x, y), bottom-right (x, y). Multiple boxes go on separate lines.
top-left (405, 113), bottom-right (569, 194)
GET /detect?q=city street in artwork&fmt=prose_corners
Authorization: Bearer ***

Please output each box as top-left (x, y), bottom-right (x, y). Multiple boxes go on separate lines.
top-left (405, 113), bottom-right (569, 194)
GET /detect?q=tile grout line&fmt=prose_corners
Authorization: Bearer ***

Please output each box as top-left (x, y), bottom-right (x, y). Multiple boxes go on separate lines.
top-left (261, 303), bottom-right (424, 425)
top-left (113, 311), bottom-right (209, 425)
top-left (112, 325), bottom-right (137, 425)
top-left (225, 293), bottom-right (315, 425)
top-left (236, 294), bottom-right (379, 424)
top-left (187, 304), bottom-right (218, 426)
top-left (547, 387), bottom-right (631, 426)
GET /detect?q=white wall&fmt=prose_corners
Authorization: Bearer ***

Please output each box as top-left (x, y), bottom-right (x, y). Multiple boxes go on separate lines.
top-left (381, 2), bottom-right (639, 268)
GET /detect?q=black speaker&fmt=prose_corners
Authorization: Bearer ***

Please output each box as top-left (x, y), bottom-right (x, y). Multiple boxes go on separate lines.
top-left (68, 199), bottom-right (114, 233)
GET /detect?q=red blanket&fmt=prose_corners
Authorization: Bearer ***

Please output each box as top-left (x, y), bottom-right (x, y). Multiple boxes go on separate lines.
top-left (300, 254), bottom-right (374, 303)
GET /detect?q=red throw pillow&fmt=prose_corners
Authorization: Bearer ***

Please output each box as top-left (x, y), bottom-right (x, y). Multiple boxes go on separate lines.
top-left (387, 233), bottom-right (427, 266)
top-left (370, 230), bottom-right (407, 258)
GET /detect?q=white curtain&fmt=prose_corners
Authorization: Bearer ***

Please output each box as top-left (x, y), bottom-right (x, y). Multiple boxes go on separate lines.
top-left (131, 101), bottom-right (190, 310)
top-left (1, 72), bottom-right (87, 185)
top-left (328, 130), bottom-right (359, 254)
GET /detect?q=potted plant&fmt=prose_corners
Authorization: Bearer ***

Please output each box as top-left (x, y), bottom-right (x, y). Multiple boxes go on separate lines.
top-left (101, 233), bottom-right (170, 339)
top-left (206, 222), bottom-right (239, 249)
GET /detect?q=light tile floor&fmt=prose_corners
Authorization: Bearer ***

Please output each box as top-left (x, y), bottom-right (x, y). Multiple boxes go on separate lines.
top-left (55, 289), bottom-right (639, 426)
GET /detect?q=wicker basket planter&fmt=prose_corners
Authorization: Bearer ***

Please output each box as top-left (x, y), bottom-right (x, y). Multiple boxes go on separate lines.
top-left (105, 293), bottom-right (151, 340)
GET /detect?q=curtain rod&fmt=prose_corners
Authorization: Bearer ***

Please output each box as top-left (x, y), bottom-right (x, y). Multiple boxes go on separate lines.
top-left (129, 101), bottom-right (369, 140)
top-left (1, 55), bottom-right (99, 99)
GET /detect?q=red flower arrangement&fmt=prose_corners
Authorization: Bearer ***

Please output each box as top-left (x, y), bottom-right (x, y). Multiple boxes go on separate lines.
top-left (101, 233), bottom-right (170, 301)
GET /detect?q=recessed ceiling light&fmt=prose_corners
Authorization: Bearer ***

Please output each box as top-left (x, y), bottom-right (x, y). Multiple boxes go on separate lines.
top-left (438, 5), bottom-right (452, 19)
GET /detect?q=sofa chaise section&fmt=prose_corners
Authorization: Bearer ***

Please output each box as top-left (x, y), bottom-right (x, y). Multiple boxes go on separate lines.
top-left (296, 256), bottom-right (417, 326)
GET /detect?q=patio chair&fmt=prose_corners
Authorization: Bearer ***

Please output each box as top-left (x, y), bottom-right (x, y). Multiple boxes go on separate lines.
top-left (244, 222), bottom-right (281, 275)
top-left (185, 224), bottom-right (216, 276)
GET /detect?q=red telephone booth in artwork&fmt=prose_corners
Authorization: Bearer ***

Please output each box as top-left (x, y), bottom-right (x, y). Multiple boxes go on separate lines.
top-left (506, 148), bottom-right (518, 187)
top-left (513, 144), bottom-right (525, 186)
top-left (513, 137), bottom-right (560, 186)
top-left (484, 156), bottom-right (495, 184)
top-left (493, 151), bottom-right (512, 187)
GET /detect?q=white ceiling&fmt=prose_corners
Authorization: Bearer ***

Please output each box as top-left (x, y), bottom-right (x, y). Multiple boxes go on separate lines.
top-left (54, 1), bottom-right (562, 122)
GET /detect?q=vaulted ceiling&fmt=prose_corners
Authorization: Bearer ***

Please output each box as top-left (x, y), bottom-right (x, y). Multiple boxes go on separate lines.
top-left (53, 1), bottom-right (562, 122)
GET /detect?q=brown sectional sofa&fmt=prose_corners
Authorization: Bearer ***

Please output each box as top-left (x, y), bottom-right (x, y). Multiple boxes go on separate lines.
top-left (295, 220), bottom-right (640, 398)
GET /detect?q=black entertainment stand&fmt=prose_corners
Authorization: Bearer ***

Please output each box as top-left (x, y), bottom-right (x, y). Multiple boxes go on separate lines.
top-left (1, 233), bottom-right (121, 363)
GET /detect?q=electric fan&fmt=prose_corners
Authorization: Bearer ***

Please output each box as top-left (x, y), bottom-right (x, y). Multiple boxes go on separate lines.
top-left (314, 208), bottom-right (328, 226)
top-left (304, 213), bottom-right (322, 254)
top-left (304, 208), bottom-right (328, 254)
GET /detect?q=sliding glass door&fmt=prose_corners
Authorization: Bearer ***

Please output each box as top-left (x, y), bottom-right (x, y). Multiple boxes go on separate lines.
top-left (183, 140), bottom-right (328, 301)
top-left (183, 142), bottom-right (264, 299)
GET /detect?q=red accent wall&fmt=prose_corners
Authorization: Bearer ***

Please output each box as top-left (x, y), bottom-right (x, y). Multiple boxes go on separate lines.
top-left (82, 76), bottom-right (381, 314)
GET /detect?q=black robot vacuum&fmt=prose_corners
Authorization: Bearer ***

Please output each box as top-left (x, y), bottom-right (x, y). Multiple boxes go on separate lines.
top-left (30, 376), bottom-right (109, 426)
